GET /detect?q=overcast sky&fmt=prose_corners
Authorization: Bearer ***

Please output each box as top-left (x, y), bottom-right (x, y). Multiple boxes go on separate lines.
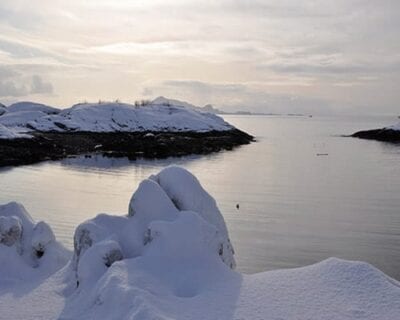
top-left (0, 0), bottom-right (399, 114)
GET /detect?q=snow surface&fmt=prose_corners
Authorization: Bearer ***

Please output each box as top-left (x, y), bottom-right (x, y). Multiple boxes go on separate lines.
top-left (0, 124), bottom-right (31, 139)
top-left (0, 102), bottom-right (60, 137)
top-left (0, 167), bottom-right (399, 320)
top-left (0, 98), bottom-right (233, 136)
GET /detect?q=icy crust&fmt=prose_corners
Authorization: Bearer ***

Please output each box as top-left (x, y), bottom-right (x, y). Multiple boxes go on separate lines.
top-left (0, 202), bottom-right (69, 282)
top-left (1, 167), bottom-right (400, 319)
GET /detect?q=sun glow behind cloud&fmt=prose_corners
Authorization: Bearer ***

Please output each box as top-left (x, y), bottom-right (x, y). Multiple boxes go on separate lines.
top-left (0, 0), bottom-right (399, 114)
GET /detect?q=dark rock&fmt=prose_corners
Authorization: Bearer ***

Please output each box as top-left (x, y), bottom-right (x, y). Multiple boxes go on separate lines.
top-left (0, 129), bottom-right (254, 167)
top-left (352, 128), bottom-right (400, 143)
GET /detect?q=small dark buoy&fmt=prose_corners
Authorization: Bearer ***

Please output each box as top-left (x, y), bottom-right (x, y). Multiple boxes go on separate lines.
top-left (236, 204), bottom-right (240, 210)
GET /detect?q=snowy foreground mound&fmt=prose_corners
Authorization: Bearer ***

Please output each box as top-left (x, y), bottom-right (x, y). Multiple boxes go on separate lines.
top-left (1, 167), bottom-right (399, 320)
top-left (0, 98), bottom-right (233, 139)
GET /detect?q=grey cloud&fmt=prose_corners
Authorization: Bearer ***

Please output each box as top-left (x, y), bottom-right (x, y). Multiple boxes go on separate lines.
top-left (0, 80), bottom-right (28, 97)
top-left (30, 75), bottom-right (53, 94)
top-left (0, 66), bottom-right (27, 97)
top-left (0, 65), bottom-right (19, 80)
top-left (0, 66), bottom-right (54, 97)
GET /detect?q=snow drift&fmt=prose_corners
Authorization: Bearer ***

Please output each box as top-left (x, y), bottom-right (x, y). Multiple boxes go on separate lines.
top-left (0, 167), bottom-right (399, 320)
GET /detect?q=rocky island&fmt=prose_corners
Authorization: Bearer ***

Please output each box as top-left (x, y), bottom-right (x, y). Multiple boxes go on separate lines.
top-left (0, 98), bottom-right (253, 167)
top-left (352, 122), bottom-right (400, 143)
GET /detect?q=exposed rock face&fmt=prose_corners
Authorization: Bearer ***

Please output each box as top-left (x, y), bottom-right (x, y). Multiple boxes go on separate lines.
top-left (72, 166), bottom-right (236, 288)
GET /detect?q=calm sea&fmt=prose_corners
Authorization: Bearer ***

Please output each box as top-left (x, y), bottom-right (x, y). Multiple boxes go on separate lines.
top-left (1, 115), bottom-right (399, 278)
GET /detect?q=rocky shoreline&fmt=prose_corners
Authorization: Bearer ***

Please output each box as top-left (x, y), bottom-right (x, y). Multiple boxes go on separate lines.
top-left (0, 129), bottom-right (254, 167)
top-left (352, 128), bottom-right (400, 143)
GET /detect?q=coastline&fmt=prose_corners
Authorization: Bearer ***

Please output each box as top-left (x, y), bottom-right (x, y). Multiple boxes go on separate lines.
top-left (0, 128), bottom-right (254, 167)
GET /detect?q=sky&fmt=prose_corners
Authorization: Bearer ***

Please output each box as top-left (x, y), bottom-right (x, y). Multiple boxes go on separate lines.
top-left (0, 0), bottom-right (399, 115)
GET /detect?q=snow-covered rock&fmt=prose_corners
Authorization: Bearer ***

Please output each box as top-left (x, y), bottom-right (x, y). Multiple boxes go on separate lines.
top-left (0, 202), bottom-right (69, 282)
top-left (72, 167), bottom-right (234, 290)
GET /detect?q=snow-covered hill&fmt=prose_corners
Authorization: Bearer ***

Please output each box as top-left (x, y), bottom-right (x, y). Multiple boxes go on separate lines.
top-left (0, 98), bottom-right (233, 138)
top-left (0, 167), bottom-right (399, 319)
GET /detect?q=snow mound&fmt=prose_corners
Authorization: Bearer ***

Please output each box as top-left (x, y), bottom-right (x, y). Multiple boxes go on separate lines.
top-left (28, 101), bottom-right (233, 133)
top-left (0, 124), bottom-right (31, 139)
top-left (151, 166), bottom-right (235, 268)
top-left (0, 202), bottom-right (69, 283)
top-left (63, 210), bottom-right (237, 319)
top-left (71, 167), bottom-right (234, 291)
